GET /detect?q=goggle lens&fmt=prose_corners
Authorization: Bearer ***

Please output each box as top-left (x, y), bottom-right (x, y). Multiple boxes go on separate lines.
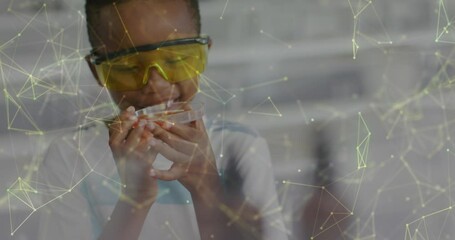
top-left (94, 43), bottom-right (207, 91)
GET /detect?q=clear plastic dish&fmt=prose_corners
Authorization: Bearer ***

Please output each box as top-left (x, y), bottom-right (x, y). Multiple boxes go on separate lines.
top-left (135, 101), bottom-right (204, 124)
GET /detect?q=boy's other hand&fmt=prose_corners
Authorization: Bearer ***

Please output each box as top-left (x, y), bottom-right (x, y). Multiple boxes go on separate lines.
top-left (149, 118), bottom-right (220, 192)
top-left (108, 106), bottom-right (159, 206)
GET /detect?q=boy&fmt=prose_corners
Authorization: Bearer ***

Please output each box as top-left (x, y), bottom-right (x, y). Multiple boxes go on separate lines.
top-left (38, 0), bottom-right (286, 239)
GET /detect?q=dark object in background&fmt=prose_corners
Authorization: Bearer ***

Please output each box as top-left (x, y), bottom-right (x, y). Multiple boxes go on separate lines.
top-left (302, 128), bottom-right (352, 240)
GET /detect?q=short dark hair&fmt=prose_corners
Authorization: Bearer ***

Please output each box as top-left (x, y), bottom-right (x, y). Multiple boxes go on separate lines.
top-left (85, 0), bottom-right (201, 48)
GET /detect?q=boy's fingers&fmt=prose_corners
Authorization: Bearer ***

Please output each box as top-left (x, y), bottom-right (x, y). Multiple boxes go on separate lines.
top-left (162, 119), bottom-right (207, 142)
top-left (142, 147), bottom-right (158, 166)
top-left (151, 165), bottom-right (186, 181)
top-left (152, 124), bottom-right (198, 155)
top-left (135, 131), bottom-right (154, 153)
top-left (109, 118), bottom-right (136, 144)
top-left (124, 120), bottom-right (147, 149)
top-left (164, 122), bottom-right (198, 140)
top-left (109, 108), bottom-right (138, 144)
top-left (194, 119), bottom-right (206, 131)
top-left (151, 139), bottom-right (190, 164)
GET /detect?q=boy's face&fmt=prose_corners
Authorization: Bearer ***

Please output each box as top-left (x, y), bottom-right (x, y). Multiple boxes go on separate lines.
top-left (93, 0), bottom-right (200, 110)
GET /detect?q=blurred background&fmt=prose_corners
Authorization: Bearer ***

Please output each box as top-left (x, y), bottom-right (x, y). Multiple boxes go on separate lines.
top-left (2, 0), bottom-right (455, 239)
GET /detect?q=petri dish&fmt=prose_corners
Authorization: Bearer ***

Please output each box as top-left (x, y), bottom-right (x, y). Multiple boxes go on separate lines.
top-left (135, 101), bottom-right (205, 124)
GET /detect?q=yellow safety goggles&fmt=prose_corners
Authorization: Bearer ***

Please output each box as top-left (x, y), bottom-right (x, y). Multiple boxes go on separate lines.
top-left (88, 36), bottom-right (209, 91)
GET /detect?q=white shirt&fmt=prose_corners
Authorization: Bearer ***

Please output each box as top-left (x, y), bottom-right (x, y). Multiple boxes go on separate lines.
top-left (37, 119), bottom-right (287, 240)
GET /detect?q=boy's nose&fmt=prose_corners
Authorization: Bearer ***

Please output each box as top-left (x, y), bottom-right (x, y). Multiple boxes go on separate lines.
top-left (141, 67), bottom-right (172, 94)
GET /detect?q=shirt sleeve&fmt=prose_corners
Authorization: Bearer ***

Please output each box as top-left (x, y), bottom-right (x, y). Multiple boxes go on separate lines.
top-left (37, 136), bottom-right (99, 240)
top-left (228, 133), bottom-right (289, 240)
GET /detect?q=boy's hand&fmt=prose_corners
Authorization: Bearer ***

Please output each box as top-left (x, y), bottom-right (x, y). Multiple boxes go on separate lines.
top-left (108, 106), bottom-right (159, 206)
top-left (149, 120), bottom-right (264, 240)
top-left (150, 119), bottom-right (220, 192)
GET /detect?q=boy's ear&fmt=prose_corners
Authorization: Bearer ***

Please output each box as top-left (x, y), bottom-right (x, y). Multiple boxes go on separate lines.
top-left (84, 55), bottom-right (103, 87)
top-left (208, 37), bottom-right (212, 50)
